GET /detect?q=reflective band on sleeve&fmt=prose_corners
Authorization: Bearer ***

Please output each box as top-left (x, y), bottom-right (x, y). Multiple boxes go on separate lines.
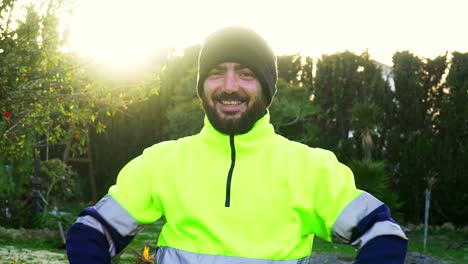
top-left (95, 194), bottom-right (144, 236)
top-left (351, 220), bottom-right (407, 249)
top-left (332, 192), bottom-right (383, 244)
top-left (156, 247), bottom-right (310, 264)
top-left (76, 215), bottom-right (117, 256)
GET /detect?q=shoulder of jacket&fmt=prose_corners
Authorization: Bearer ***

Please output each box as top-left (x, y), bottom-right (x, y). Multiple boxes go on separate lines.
top-left (273, 135), bottom-right (338, 160)
top-left (142, 135), bottom-right (198, 155)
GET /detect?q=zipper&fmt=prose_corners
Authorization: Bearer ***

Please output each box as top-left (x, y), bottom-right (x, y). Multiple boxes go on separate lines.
top-left (225, 135), bottom-right (236, 207)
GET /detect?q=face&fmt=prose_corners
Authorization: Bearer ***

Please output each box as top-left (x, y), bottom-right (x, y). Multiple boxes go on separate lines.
top-left (201, 62), bottom-right (267, 135)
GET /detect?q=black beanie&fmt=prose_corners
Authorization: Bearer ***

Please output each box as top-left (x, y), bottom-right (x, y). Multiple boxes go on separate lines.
top-left (197, 27), bottom-right (278, 106)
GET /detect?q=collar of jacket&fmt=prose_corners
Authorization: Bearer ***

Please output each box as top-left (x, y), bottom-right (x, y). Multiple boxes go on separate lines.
top-left (198, 111), bottom-right (275, 156)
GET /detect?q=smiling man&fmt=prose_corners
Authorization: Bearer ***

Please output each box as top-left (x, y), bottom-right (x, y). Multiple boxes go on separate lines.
top-left (201, 62), bottom-right (267, 134)
top-left (197, 27), bottom-right (276, 135)
top-left (66, 26), bottom-right (408, 264)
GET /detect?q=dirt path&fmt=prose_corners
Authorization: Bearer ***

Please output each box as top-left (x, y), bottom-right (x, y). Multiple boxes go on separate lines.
top-left (0, 246), bottom-right (447, 264)
top-left (0, 246), bottom-right (67, 264)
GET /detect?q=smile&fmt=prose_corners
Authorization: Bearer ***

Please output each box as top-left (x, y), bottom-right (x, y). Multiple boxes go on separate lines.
top-left (220, 100), bottom-right (243, 105)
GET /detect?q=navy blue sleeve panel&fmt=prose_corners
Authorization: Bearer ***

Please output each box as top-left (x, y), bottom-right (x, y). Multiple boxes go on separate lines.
top-left (332, 192), bottom-right (407, 248)
top-left (66, 223), bottom-right (111, 264)
top-left (352, 204), bottom-right (396, 241)
top-left (355, 235), bottom-right (408, 264)
top-left (79, 207), bottom-right (135, 254)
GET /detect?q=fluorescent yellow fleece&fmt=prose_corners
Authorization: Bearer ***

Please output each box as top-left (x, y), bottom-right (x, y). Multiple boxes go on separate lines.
top-left (108, 113), bottom-right (362, 260)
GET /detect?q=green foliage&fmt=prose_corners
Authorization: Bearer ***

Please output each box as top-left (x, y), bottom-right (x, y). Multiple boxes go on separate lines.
top-left (277, 54), bottom-right (302, 85)
top-left (313, 51), bottom-right (390, 160)
top-left (348, 160), bottom-right (402, 216)
top-left (388, 51), bottom-right (468, 225)
top-left (38, 159), bottom-right (77, 211)
top-left (90, 48), bottom-right (190, 196)
top-left (269, 79), bottom-right (320, 144)
top-left (30, 159), bottom-right (78, 229)
top-left (392, 51), bottom-right (426, 133)
top-left (0, 157), bottom-right (79, 228)
top-left (0, 157), bottom-right (15, 194)
top-left (162, 66), bottom-right (204, 140)
top-left (277, 54), bottom-right (314, 89)
top-left (350, 103), bottom-right (381, 160)
top-left (428, 52), bottom-right (468, 225)
top-left (1, 0), bottom-right (161, 206)
top-left (0, 147), bottom-right (35, 228)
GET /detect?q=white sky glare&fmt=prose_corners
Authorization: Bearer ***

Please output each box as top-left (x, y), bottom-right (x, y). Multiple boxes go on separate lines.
top-left (63, 0), bottom-right (468, 68)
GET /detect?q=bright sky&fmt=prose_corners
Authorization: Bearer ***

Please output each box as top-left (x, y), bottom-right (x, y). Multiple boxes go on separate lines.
top-left (62, 0), bottom-right (468, 70)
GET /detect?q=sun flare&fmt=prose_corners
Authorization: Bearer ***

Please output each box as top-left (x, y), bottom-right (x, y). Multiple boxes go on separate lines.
top-left (63, 0), bottom-right (468, 70)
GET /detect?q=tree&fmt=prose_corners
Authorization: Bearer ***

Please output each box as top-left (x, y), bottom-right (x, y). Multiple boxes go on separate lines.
top-left (313, 51), bottom-right (390, 160)
top-left (0, 0), bottom-right (160, 226)
top-left (269, 79), bottom-right (319, 145)
top-left (431, 52), bottom-right (468, 225)
top-left (389, 51), bottom-right (456, 223)
top-left (277, 54), bottom-right (302, 85)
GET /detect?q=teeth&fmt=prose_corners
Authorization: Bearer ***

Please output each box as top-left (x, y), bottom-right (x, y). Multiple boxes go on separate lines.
top-left (221, 100), bottom-right (241, 105)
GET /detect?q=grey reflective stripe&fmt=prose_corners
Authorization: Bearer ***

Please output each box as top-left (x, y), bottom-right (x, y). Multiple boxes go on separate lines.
top-left (332, 192), bottom-right (383, 244)
top-left (156, 247), bottom-right (310, 264)
top-left (95, 194), bottom-right (144, 236)
top-left (76, 215), bottom-right (116, 256)
top-left (351, 220), bottom-right (407, 249)
top-left (332, 192), bottom-right (407, 248)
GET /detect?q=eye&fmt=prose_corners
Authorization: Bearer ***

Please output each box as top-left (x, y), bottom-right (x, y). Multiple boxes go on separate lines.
top-left (207, 69), bottom-right (224, 78)
top-left (239, 70), bottom-right (256, 79)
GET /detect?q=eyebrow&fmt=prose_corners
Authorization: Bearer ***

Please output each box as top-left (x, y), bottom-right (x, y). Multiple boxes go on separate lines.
top-left (234, 64), bottom-right (251, 71)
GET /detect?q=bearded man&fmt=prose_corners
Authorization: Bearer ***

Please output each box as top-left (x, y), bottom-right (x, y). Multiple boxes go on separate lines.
top-left (66, 26), bottom-right (408, 264)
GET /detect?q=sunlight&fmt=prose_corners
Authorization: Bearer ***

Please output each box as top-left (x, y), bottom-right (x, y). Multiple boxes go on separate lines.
top-left (64, 0), bottom-right (284, 69)
top-left (63, 0), bottom-right (468, 70)
top-left (66, 0), bottom-right (168, 68)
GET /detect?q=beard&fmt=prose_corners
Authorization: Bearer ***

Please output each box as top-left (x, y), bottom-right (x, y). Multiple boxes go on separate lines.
top-left (201, 92), bottom-right (267, 135)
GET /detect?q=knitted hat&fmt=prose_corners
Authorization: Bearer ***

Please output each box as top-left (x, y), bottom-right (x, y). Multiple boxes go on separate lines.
top-left (197, 26), bottom-right (278, 106)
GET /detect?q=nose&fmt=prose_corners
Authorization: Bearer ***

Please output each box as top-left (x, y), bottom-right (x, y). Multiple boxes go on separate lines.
top-left (223, 70), bottom-right (239, 93)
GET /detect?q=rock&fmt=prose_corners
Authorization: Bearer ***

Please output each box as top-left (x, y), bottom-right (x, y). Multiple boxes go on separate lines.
top-left (407, 223), bottom-right (417, 230)
top-left (415, 224), bottom-right (424, 231)
top-left (401, 225), bottom-right (413, 234)
top-left (404, 251), bottom-right (446, 264)
top-left (440, 222), bottom-right (455, 231)
top-left (306, 252), bottom-right (445, 264)
top-left (457, 226), bottom-right (468, 233)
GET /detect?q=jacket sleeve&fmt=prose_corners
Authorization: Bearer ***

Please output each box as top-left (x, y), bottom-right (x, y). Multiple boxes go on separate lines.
top-left (66, 151), bottom-right (163, 263)
top-left (66, 219), bottom-right (111, 263)
top-left (331, 184), bottom-right (408, 263)
top-left (355, 235), bottom-right (408, 263)
top-left (66, 198), bottom-right (144, 263)
top-left (309, 149), bottom-right (408, 263)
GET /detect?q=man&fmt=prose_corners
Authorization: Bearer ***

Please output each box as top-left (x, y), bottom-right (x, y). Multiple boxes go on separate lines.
top-left (66, 26), bottom-right (408, 263)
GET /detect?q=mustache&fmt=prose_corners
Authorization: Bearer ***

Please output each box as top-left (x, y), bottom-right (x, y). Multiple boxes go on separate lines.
top-left (213, 92), bottom-right (248, 101)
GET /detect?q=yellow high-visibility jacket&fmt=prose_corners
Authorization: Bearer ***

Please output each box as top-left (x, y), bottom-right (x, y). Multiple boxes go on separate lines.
top-left (90, 113), bottom-right (405, 263)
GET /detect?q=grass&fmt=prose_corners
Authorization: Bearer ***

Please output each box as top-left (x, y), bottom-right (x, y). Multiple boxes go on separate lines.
top-left (309, 227), bottom-right (468, 264)
top-left (0, 221), bottom-right (467, 263)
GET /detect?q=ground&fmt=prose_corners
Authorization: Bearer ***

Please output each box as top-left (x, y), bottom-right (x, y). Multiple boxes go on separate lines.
top-left (0, 222), bottom-right (465, 263)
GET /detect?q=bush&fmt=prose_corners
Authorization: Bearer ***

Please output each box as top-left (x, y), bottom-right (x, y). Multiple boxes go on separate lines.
top-left (0, 157), bottom-right (78, 229)
top-left (0, 151), bottom-right (35, 228)
top-left (348, 160), bottom-right (403, 219)
top-left (36, 159), bottom-right (78, 228)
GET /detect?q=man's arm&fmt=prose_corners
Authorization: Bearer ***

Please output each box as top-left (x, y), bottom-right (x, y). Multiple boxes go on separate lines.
top-left (66, 195), bottom-right (144, 263)
top-left (66, 150), bottom-right (163, 263)
top-left (332, 192), bottom-right (408, 263)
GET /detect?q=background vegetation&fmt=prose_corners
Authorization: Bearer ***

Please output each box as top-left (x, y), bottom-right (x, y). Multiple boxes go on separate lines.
top-left (1, 0), bottom-right (467, 235)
